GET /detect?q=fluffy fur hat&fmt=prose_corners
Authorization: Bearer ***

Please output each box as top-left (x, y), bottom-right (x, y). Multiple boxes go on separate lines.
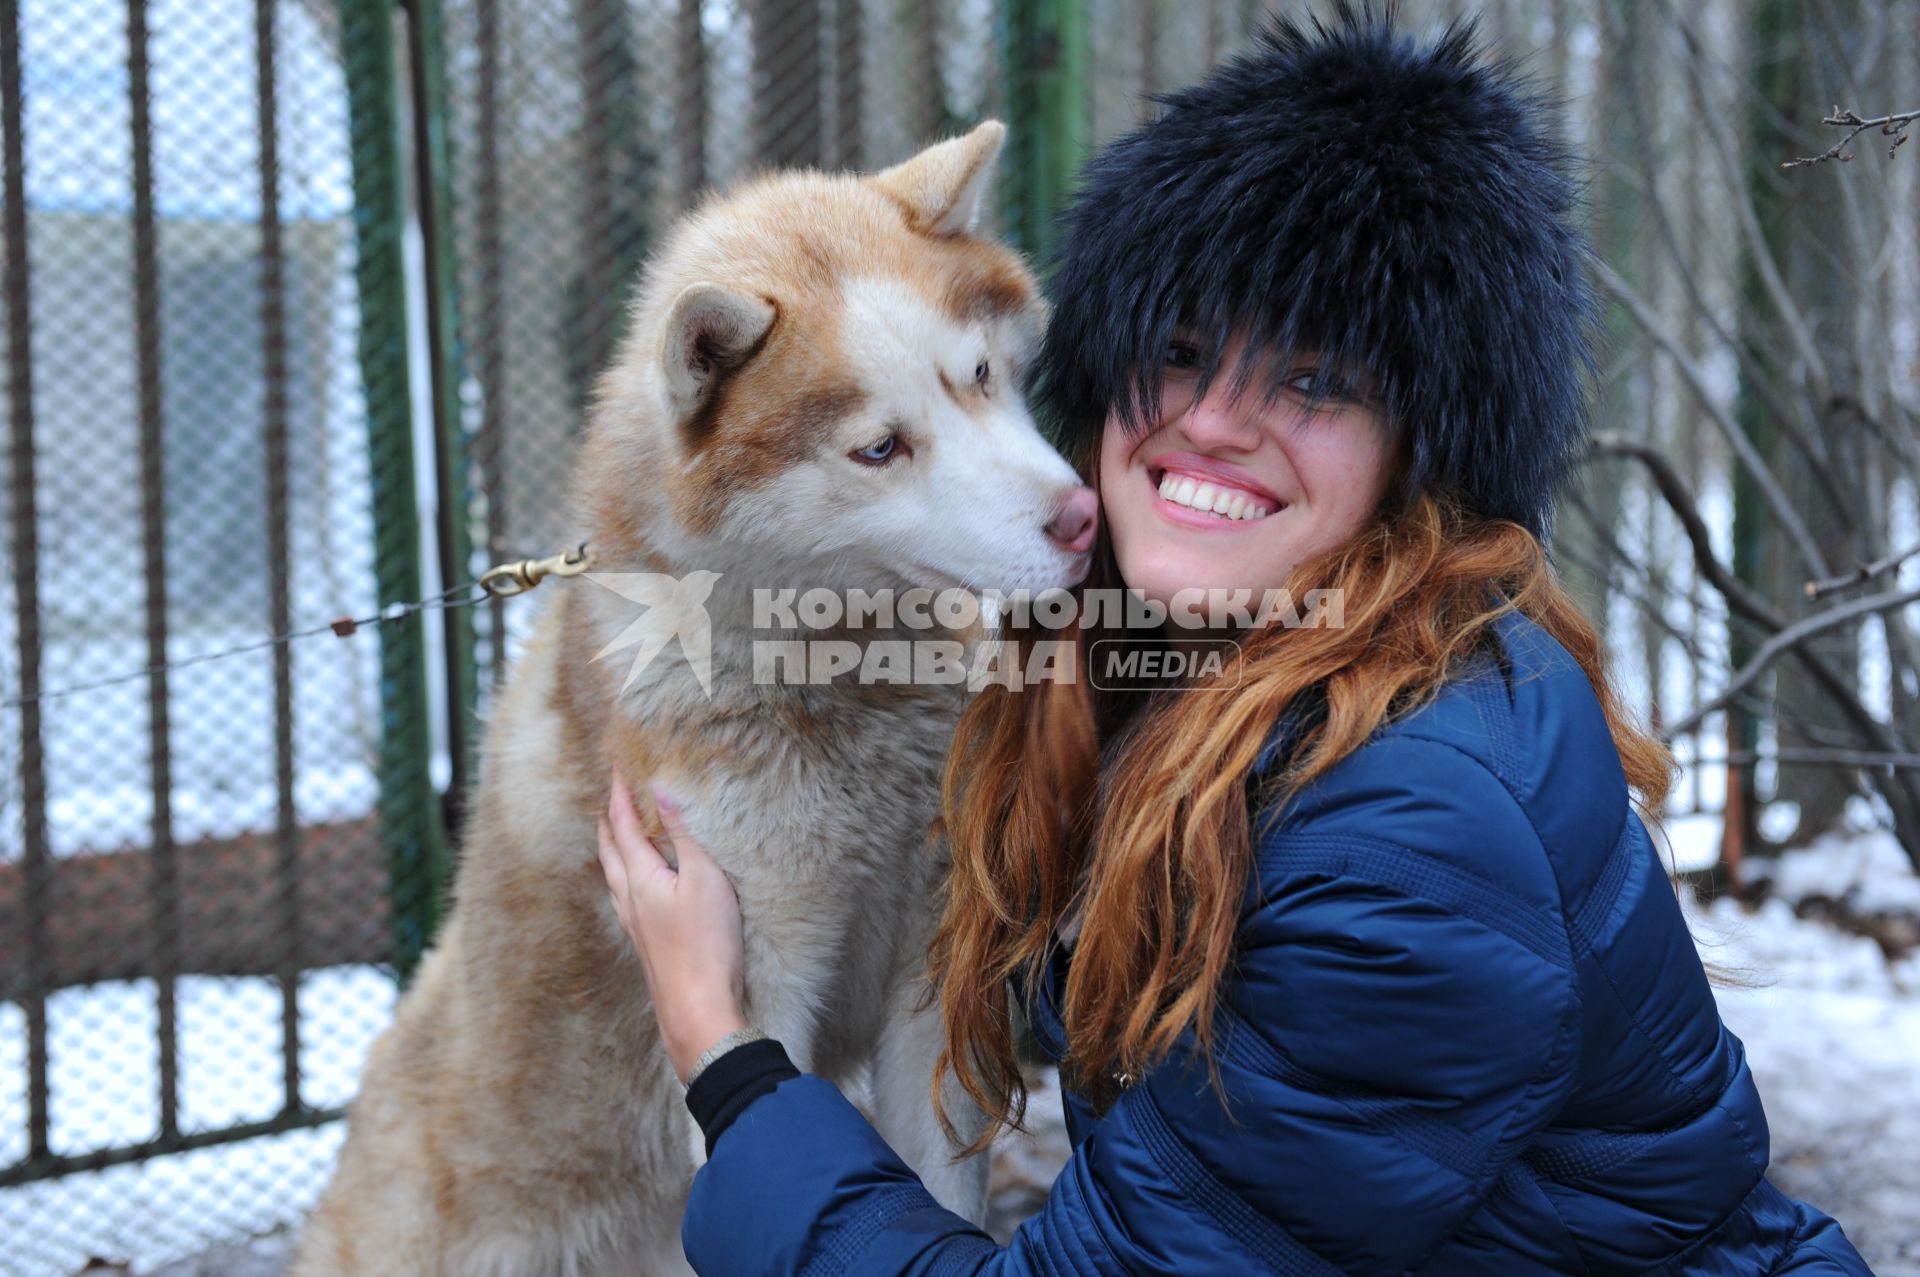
top-left (1037, 1), bottom-right (1601, 539)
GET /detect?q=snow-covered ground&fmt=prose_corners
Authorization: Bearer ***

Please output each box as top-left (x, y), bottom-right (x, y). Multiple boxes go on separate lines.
top-left (1686, 833), bottom-right (1920, 1275)
top-left (4, 834), bottom-right (1917, 1275)
top-left (1698, 905), bottom-right (1920, 1274)
top-left (1, 968), bottom-right (393, 1277)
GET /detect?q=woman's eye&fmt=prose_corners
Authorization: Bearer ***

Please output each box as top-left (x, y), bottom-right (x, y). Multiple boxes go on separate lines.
top-left (1287, 369), bottom-right (1357, 401)
top-left (974, 359), bottom-right (990, 387)
top-left (1165, 341), bottom-right (1203, 371)
top-left (852, 434), bottom-right (900, 465)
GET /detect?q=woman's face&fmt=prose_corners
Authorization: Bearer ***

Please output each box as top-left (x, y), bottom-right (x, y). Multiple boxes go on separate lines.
top-left (1096, 330), bottom-right (1398, 611)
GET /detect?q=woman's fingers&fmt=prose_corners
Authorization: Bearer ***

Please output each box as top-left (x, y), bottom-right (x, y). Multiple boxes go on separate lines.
top-left (605, 769), bottom-right (676, 893)
top-left (650, 784), bottom-right (707, 870)
top-left (594, 770), bottom-right (750, 1078)
top-left (595, 816), bottom-right (632, 929)
top-left (608, 770), bottom-right (650, 851)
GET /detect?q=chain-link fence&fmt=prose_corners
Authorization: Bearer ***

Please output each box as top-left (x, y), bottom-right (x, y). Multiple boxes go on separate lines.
top-left (1, 1), bottom-right (1274, 1270)
top-left (0, 0), bottom-right (418, 1271)
top-left (433, 0), bottom-right (1275, 697)
top-left (32, 0), bottom-right (1911, 1269)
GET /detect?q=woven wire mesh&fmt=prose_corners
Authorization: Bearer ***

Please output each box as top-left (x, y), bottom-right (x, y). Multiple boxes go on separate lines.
top-left (440, 0), bottom-right (1270, 683)
top-left (0, 0), bottom-right (403, 1271)
top-left (0, 1), bottom-right (1267, 1271)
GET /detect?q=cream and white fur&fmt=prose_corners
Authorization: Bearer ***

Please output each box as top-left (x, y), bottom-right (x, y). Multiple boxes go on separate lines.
top-left (292, 123), bottom-right (1093, 1276)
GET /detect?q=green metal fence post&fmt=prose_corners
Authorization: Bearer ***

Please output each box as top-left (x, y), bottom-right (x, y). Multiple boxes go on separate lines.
top-left (403, 0), bottom-right (481, 840)
top-left (997, 0), bottom-right (1090, 271)
top-left (340, 0), bottom-right (450, 980)
top-left (573, 0), bottom-right (654, 416)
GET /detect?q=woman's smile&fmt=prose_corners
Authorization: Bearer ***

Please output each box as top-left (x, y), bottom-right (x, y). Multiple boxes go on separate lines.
top-left (1146, 451), bottom-right (1283, 527)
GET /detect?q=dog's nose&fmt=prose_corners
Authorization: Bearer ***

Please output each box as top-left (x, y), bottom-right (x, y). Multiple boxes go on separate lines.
top-left (1045, 486), bottom-right (1099, 555)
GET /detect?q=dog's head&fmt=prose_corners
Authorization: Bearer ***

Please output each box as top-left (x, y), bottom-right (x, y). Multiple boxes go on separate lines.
top-left (580, 122), bottom-right (1095, 597)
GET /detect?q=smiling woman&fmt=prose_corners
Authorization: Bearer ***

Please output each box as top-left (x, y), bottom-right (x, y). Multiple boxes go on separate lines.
top-left (1101, 330), bottom-right (1400, 609)
top-left (595, 6), bottom-right (1876, 1274)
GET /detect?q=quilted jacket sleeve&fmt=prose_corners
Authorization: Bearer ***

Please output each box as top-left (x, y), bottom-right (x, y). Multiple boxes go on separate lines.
top-left (681, 736), bottom-right (1584, 1276)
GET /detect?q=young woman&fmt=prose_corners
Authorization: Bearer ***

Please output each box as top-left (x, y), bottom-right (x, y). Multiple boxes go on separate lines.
top-left (596, 9), bottom-right (1873, 1274)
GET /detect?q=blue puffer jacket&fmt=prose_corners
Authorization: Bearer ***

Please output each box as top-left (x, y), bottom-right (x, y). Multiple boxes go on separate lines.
top-left (682, 612), bottom-right (1873, 1274)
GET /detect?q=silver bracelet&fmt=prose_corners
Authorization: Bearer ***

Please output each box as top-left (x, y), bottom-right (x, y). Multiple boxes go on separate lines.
top-left (684, 1026), bottom-right (768, 1089)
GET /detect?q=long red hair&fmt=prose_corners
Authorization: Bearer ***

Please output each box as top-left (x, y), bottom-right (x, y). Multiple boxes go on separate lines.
top-left (927, 438), bottom-right (1673, 1154)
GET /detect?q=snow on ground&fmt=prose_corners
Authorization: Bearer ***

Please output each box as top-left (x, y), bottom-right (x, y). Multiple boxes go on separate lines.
top-left (1683, 879), bottom-right (1920, 1276)
top-left (1, 968), bottom-right (392, 1277)
top-left (1662, 810), bottom-right (1730, 874)
top-left (1749, 826), bottom-right (1920, 921)
top-left (5, 836), bottom-right (1918, 1275)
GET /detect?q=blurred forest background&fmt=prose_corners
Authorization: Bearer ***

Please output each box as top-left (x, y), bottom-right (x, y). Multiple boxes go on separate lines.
top-left (1, 0), bottom-right (1917, 1272)
top-left (1542, 0), bottom-right (1920, 885)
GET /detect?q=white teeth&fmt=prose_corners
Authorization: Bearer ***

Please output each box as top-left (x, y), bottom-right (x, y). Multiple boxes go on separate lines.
top-left (1154, 469), bottom-right (1275, 521)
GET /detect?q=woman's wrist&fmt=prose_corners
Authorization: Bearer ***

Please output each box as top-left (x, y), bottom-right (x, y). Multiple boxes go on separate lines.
top-left (667, 1006), bottom-right (750, 1085)
top-left (682, 1036), bottom-right (800, 1157)
top-left (684, 1025), bottom-right (767, 1088)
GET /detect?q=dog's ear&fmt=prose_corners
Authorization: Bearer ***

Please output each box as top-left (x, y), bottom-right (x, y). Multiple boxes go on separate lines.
top-left (660, 283), bottom-right (776, 418)
top-left (870, 120), bottom-right (1005, 237)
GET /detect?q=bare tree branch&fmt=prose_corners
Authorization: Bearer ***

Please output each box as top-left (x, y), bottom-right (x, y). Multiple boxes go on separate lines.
top-left (1557, 492), bottom-right (1731, 678)
top-left (1805, 541), bottom-right (1920, 599)
top-left (1590, 263), bottom-right (1833, 578)
top-left (1781, 105), bottom-right (1918, 167)
top-left (1585, 436), bottom-right (1920, 860)
top-left (1712, 747), bottom-right (1920, 771)
top-left (1588, 433), bottom-right (1778, 629)
top-left (1664, 584), bottom-right (1920, 740)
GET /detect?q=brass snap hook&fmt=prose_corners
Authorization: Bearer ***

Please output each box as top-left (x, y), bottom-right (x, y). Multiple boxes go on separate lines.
top-left (479, 542), bottom-right (594, 598)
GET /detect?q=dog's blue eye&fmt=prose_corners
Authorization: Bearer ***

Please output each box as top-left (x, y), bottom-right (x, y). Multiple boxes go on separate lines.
top-left (853, 435), bottom-right (898, 464)
top-left (975, 359), bottom-right (990, 386)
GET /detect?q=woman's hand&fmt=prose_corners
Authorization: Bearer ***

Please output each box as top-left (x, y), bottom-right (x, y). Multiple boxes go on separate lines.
top-left (596, 769), bottom-right (748, 1084)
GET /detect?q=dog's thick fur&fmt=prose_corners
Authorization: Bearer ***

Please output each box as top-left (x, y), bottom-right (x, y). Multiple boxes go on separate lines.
top-left (293, 124), bottom-right (1091, 1276)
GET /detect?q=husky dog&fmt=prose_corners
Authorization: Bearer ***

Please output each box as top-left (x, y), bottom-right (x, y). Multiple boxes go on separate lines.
top-left (293, 123), bottom-right (1096, 1276)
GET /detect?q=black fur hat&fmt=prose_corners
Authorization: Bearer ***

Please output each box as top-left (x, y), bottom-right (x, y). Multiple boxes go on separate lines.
top-left (1037, 1), bottom-right (1601, 539)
